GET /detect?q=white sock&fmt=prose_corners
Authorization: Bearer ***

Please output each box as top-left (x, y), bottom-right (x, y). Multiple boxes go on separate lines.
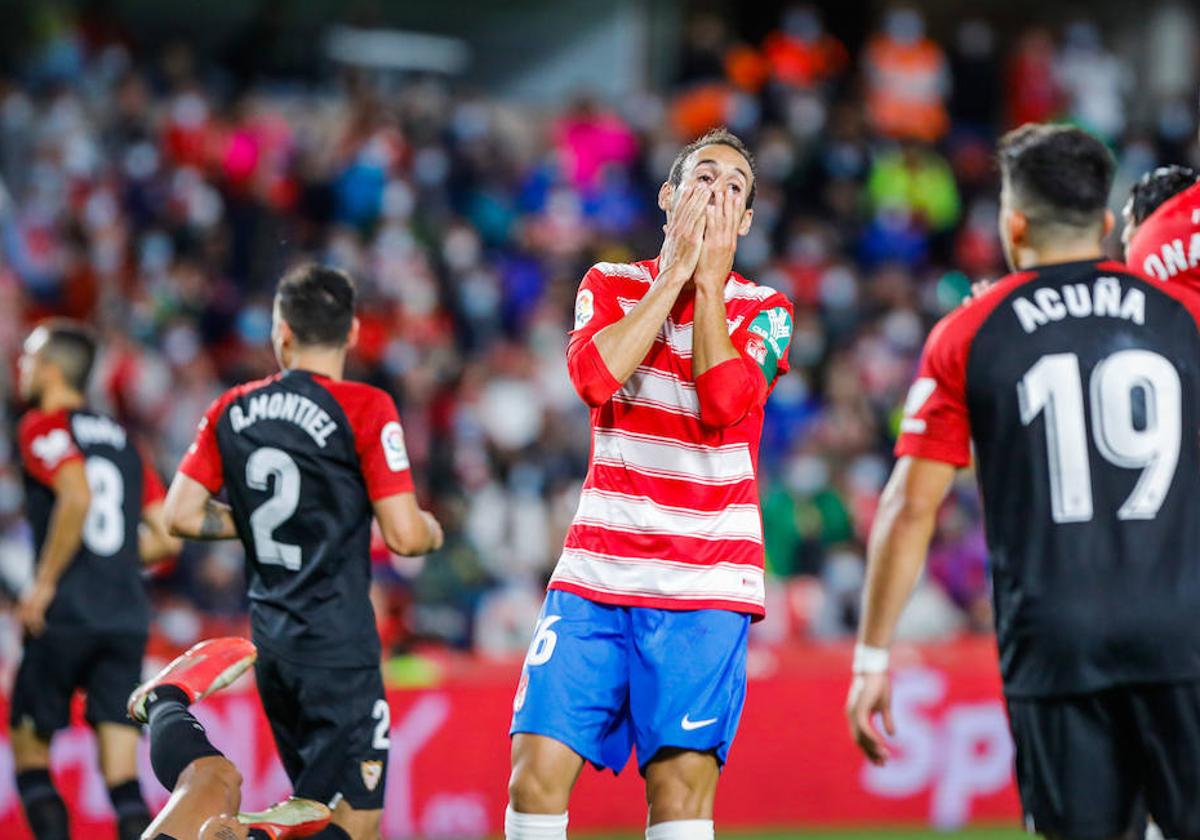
top-left (505, 805), bottom-right (568, 840)
top-left (646, 819), bottom-right (715, 840)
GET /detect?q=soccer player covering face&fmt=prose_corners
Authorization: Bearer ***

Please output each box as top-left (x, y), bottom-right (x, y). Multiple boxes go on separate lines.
top-left (847, 124), bottom-right (1200, 840)
top-left (14, 320), bottom-right (178, 840)
top-left (165, 265), bottom-right (444, 840)
top-left (506, 128), bottom-right (794, 840)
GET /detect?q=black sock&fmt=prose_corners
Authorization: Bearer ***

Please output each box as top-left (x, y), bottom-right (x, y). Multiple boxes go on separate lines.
top-left (109, 778), bottom-right (151, 840)
top-left (146, 690), bottom-right (224, 790)
top-left (16, 769), bottom-right (69, 840)
top-left (309, 826), bottom-right (352, 840)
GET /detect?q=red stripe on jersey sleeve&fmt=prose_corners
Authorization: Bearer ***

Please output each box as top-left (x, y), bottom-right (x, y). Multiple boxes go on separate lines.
top-left (895, 271), bottom-right (1035, 467)
top-left (321, 379), bottom-right (415, 501)
top-left (18, 410), bottom-right (83, 487)
top-left (178, 376), bottom-right (280, 493)
top-left (566, 266), bottom-right (631, 407)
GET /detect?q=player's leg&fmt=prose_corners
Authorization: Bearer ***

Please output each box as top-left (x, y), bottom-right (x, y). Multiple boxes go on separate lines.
top-left (88, 633), bottom-right (154, 840)
top-left (11, 632), bottom-right (79, 840)
top-left (262, 658), bottom-right (389, 840)
top-left (629, 606), bottom-right (750, 838)
top-left (1125, 680), bottom-right (1200, 840)
top-left (1006, 692), bottom-right (1139, 840)
top-left (507, 591), bottom-right (635, 839)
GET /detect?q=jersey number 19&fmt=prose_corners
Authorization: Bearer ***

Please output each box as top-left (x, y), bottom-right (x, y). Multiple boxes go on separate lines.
top-left (1018, 349), bottom-right (1181, 524)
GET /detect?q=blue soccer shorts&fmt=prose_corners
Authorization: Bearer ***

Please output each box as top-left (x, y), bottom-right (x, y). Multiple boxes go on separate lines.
top-left (509, 589), bottom-right (750, 774)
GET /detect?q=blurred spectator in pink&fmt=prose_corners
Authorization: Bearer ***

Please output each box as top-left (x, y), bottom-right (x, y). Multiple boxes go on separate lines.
top-left (552, 95), bottom-right (638, 192)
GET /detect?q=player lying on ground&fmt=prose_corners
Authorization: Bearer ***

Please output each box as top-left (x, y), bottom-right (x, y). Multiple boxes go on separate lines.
top-left (13, 320), bottom-right (179, 840)
top-left (507, 127), bottom-right (794, 840)
top-left (847, 124), bottom-right (1200, 840)
top-left (127, 637), bottom-right (331, 840)
top-left (164, 265), bottom-right (443, 840)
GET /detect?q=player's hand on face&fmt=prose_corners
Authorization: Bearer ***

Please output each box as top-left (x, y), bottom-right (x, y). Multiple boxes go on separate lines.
top-left (421, 510), bottom-right (445, 552)
top-left (845, 671), bottom-right (895, 766)
top-left (694, 187), bottom-right (744, 294)
top-left (18, 582), bottom-right (55, 637)
top-left (659, 183), bottom-right (710, 279)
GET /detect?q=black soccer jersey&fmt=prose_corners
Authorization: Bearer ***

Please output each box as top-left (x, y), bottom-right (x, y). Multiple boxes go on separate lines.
top-left (897, 259), bottom-right (1200, 697)
top-left (178, 369), bottom-right (414, 668)
top-left (18, 408), bottom-right (163, 634)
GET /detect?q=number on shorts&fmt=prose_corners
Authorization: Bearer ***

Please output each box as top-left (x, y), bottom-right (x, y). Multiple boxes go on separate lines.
top-left (83, 456), bottom-right (125, 556)
top-left (371, 698), bottom-right (391, 750)
top-left (525, 615), bottom-right (562, 667)
top-left (245, 447), bottom-right (303, 570)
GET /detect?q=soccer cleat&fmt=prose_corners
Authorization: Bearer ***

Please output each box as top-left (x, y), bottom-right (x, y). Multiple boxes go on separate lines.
top-left (127, 637), bottom-right (257, 723)
top-left (237, 797), bottom-right (332, 840)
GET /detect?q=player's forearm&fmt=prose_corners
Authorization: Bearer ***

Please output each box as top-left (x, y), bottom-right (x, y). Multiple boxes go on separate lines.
top-left (589, 267), bottom-right (689, 384)
top-left (139, 504), bottom-right (183, 562)
top-left (857, 479), bottom-right (942, 649)
top-left (167, 498), bottom-right (237, 541)
top-left (691, 285), bottom-right (739, 377)
top-left (34, 494), bottom-right (89, 590)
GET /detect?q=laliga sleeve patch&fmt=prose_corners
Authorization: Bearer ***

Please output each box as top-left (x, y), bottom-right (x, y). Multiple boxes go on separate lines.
top-left (380, 421), bottom-right (410, 472)
top-left (31, 428), bottom-right (73, 471)
top-left (574, 288), bottom-right (595, 330)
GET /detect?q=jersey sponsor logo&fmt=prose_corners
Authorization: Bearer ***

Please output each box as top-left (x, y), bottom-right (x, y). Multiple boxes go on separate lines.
top-left (381, 421), bottom-right (410, 472)
top-left (229, 391), bottom-right (338, 448)
top-left (1011, 276), bottom-right (1145, 334)
top-left (681, 714), bottom-right (719, 731)
top-left (900, 377), bottom-right (937, 434)
top-left (574, 289), bottom-right (595, 330)
top-left (31, 428), bottom-right (73, 470)
top-left (360, 760), bottom-right (384, 792)
top-left (745, 335), bottom-right (767, 365)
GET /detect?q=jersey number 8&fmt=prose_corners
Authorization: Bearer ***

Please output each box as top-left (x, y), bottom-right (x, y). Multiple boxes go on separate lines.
top-left (1019, 348), bottom-right (1181, 524)
top-left (246, 447), bottom-right (303, 570)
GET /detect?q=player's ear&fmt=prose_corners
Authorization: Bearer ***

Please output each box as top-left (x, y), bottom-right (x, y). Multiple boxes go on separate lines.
top-left (657, 181), bottom-right (673, 214)
top-left (346, 317), bottom-right (360, 350)
top-left (1101, 208), bottom-right (1115, 239)
top-left (1007, 210), bottom-right (1029, 249)
top-left (737, 206), bottom-right (754, 236)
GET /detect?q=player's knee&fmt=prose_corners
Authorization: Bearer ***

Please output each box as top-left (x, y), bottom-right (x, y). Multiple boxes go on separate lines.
top-left (508, 764), bottom-right (569, 814)
top-left (181, 755), bottom-right (242, 797)
top-left (644, 758), bottom-right (718, 822)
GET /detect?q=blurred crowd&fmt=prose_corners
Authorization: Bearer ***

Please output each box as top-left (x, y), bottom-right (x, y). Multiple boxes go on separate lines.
top-left (0, 3), bottom-right (1197, 662)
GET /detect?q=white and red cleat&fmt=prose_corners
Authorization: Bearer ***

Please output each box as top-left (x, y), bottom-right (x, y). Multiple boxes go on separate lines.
top-left (127, 637), bottom-right (257, 723)
top-left (238, 797), bottom-right (332, 840)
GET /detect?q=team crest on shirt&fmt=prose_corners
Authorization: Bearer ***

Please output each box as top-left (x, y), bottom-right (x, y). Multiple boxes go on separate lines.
top-left (513, 669), bottom-right (530, 712)
top-left (744, 335), bottom-right (767, 365)
top-left (574, 289), bottom-right (595, 330)
top-left (31, 429), bottom-right (72, 470)
top-left (380, 421), bottom-right (410, 472)
top-left (360, 760), bottom-right (384, 792)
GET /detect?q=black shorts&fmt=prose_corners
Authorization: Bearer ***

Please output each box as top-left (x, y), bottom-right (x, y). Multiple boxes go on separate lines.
top-left (11, 631), bottom-right (146, 739)
top-left (254, 648), bottom-right (390, 810)
top-left (1008, 681), bottom-right (1200, 839)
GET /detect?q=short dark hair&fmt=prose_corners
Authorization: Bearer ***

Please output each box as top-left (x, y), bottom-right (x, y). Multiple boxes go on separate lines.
top-left (998, 124), bottom-right (1115, 238)
top-left (1127, 165), bottom-right (1199, 225)
top-left (668, 127), bottom-right (757, 208)
top-left (38, 319), bottom-right (97, 392)
top-left (275, 264), bottom-right (356, 347)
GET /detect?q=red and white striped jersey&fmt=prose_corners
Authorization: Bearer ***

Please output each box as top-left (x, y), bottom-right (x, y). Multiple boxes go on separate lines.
top-left (550, 258), bottom-right (794, 617)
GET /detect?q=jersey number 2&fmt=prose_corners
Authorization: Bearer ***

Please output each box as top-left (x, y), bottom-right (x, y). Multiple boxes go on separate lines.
top-left (246, 447), bottom-right (303, 570)
top-left (1018, 349), bottom-right (1181, 523)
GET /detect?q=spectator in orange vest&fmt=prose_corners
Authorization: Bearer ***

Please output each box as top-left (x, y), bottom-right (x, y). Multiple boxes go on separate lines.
top-left (863, 7), bottom-right (950, 144)
top-left (763, 5), bottom-right (848, 91)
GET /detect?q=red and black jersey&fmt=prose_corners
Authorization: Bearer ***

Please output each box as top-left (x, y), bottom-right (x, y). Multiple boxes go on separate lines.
top-left (898, 258), bottom-right (1200, 697)
top-left (18, 408), bottom-right (165, 634)
top-left (178, 369), bottom-right (414, 668)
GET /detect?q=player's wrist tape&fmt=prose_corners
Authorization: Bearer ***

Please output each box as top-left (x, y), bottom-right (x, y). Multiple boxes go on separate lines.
top-left (853, 643), bottom-right (890, 674)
